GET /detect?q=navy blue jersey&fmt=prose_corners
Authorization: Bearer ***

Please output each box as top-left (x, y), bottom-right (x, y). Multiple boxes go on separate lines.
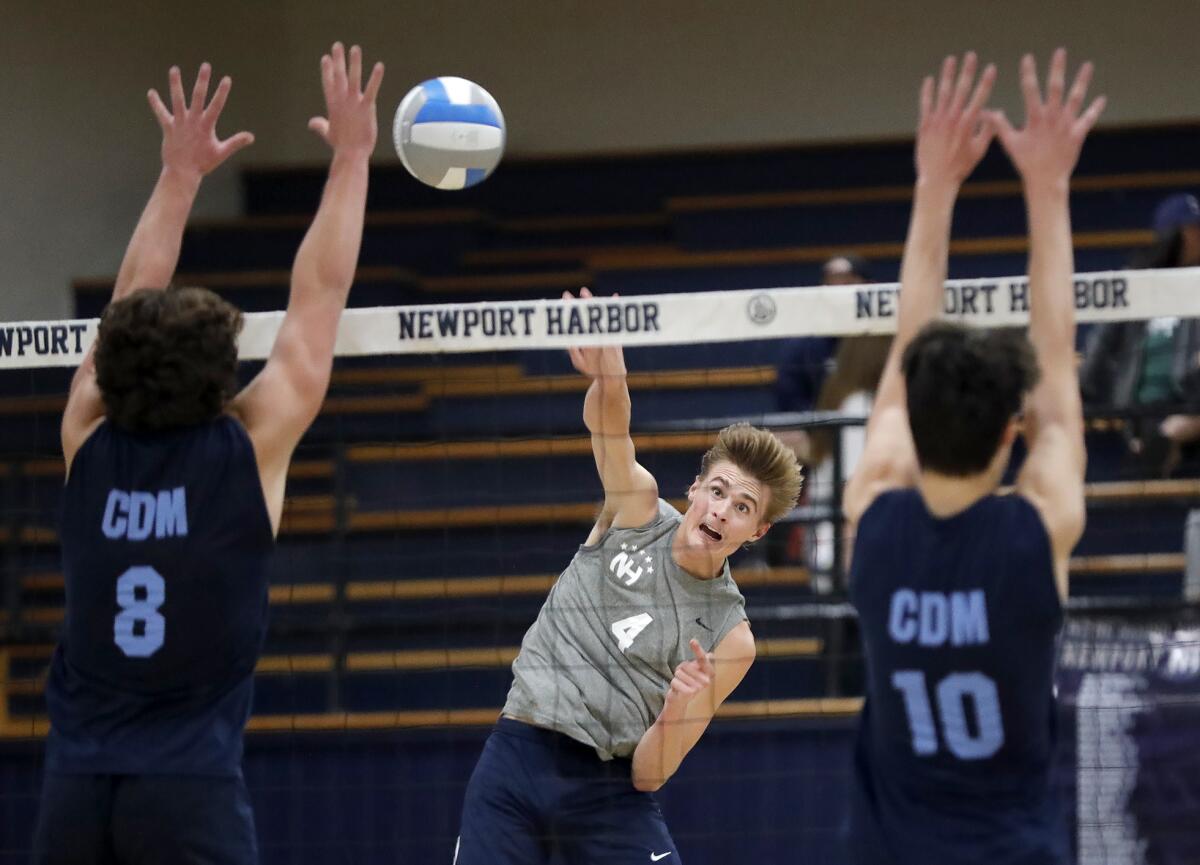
top-left (46, 416), bottom-right (273, 776)
top-left (848, 489), bottom-right (1066, 865)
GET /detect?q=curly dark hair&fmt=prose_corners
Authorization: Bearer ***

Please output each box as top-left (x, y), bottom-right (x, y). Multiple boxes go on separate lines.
top-left (95, 286), bottom-right (243, 432)
top-left (902, 322), bottom-right (1040, 476)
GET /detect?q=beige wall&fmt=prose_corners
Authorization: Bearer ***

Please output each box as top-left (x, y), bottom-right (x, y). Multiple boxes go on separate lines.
top-left (3, 0), bottom-right (1198, 318)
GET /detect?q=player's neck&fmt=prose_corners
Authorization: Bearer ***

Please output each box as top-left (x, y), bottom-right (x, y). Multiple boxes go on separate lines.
top-left (916, 469), bottom-right (999, 519)
top-left (670, 527), bottom-right (724, 580)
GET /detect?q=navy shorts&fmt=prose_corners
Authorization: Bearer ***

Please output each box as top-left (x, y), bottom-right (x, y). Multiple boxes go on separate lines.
top-left (31, 772), bottom-right (258, 865)
top-left (455, 718), bottom-right (680, 865)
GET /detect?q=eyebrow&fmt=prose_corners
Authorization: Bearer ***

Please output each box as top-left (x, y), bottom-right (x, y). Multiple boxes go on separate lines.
top-left (711, 475), bottom-right (760, 511)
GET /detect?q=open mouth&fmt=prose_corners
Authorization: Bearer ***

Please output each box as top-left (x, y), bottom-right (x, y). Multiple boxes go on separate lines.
top-left (699, 523), bottom-right (723, 543)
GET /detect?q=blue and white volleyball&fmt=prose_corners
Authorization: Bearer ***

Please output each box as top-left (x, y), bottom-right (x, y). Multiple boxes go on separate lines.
top-left (393, 77), bottom-right (505, 190)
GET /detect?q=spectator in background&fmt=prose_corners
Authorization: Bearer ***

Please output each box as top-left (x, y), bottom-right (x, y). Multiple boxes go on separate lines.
top-left (1079, 192), bottom-right (1200, 475)
top-left (773, 254), bottom-right (873, 415)
top-left (803, 335), bottom-right (892, 586)
top-left (770, 255), bottom-right (888, 580)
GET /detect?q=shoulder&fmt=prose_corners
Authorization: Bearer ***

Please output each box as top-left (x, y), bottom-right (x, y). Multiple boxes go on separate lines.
top-left (581, 497), bottom-right (679, 551)
top-left (63, 418), bottom-right (108, 480)
top-left (654, 498), bottom-right (683, 523)
top-left (714, 620), bottom-right (755, 660)
top-left (712, 621), bottom-right (756, 688)
top-left (1012, 486), bottom-right (1081, 557)
top-left (853, 486), bottom-right (913, 534)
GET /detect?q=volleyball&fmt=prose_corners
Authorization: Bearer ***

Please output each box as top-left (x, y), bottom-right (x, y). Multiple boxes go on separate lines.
top-left (392, 76), bottom-right (505, 190)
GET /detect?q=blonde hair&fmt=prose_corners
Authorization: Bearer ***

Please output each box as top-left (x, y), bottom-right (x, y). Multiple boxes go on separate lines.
top-left (699, 423), bottom-right (803, 523)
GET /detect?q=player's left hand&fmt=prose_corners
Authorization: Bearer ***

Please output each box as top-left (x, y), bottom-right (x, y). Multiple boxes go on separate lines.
top-left (308, 42), bottom-right (385, 155)
top-left (661, 639), bottom-right (715, 717)
top-left (914, 51), bottom-right (997, 187)
top-left (565, 287), bottom-right (627, 381)
top-left (148, 63), bottom-right (255, 178)
top-left (988, 48), bottom-right (1106, 188)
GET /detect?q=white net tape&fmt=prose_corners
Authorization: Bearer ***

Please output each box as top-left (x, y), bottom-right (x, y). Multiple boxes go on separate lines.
top-left (4, 267), bottom-right (1198, 368)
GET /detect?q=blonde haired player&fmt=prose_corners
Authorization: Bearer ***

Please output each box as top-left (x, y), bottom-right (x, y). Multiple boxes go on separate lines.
top-left (453, 288), bottom-right (802, 864)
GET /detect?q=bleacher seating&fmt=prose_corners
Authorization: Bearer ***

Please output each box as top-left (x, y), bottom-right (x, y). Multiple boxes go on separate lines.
top-left (2, 121), bottom-right (1200, 740)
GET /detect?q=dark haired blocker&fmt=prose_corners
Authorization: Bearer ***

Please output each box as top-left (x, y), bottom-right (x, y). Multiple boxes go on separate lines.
top-left (902, 323), bottom-right (1039, 475)
top-left (34, 416), bottom-right (272, 864)
top-left (95, 286), bottom-right (242, 432)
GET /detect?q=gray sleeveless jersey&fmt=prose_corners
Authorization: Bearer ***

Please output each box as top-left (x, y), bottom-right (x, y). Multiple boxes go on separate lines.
top-left (503, 499), bottom-right (747, 760)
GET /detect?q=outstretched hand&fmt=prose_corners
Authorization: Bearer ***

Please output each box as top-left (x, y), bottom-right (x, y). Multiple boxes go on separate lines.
top-left (565, 287), bottom-right (627, 381)
top-left (308, 42), bottom-right (385, 155)
top-left (915, 51), bottom-right (997, 187)
top-left (988, 49), bottom-right (1106, 187)
top-left (147, 63), bottom-right (254, 178)
top-left (662, 639), bottom-right (715, 716)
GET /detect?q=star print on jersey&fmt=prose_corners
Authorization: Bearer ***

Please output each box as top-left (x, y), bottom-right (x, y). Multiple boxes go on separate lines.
top-left (609, 542), bottom-right (654, 587)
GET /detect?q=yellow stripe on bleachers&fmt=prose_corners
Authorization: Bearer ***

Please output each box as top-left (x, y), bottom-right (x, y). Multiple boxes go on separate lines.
top-left (0, 696), bottom-right (865, 740)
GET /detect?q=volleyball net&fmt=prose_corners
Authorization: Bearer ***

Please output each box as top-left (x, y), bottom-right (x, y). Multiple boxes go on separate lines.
top-left (1, 269), bottom-right (1199, 863)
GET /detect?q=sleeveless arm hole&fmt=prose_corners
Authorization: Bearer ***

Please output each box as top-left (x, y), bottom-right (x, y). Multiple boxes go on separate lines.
top-left (709, 607), bottom-right (749, 654)
top-left (578, 499), bottom-right (674, 552)
top-left (224, 415), bottom-right (277, 547)
top-left (62, 418), bottom-right (107, 485)
top-left (846, 489), bottom-right (903, 601)
top-left (1010, 494), bottom-right (1064, 619)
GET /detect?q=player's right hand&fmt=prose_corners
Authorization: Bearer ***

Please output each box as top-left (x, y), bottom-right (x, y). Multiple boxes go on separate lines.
top-left (661, 639), bottom-right (715, 716)
top-left (148, 63), bottom-right (255, 178)
top-left (308, 43), bottom-right (385, 155)
top-left (987, 49), bottom-right (1105, 188)
top-left (914, 51), bottom-right (996, 187)
top-left (565, 287), bottom-right (627, 381)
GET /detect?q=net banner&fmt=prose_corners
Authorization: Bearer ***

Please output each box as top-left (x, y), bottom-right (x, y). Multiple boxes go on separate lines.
top-left (3, 266), bottom-right (1199, 369)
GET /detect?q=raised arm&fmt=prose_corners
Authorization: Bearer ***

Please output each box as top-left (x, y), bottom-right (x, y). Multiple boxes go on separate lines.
top-left (231, 43), bottom-right (383, 534)
top-left (565, 288), bottom-right (659, 543)
top-left (997, 50), bottom-right (1105, 599)
top-left (843, 53), bottom-right (996, 525)
top-left (62, 64), bottom-right (253, 467)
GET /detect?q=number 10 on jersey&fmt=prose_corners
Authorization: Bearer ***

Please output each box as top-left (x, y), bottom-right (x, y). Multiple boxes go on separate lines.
top-left (891, 670), bottom-right (1004, 760)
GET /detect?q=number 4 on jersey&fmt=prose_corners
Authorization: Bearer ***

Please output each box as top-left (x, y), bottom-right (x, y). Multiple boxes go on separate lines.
top-left (611, 613), bottom-right (653, 651)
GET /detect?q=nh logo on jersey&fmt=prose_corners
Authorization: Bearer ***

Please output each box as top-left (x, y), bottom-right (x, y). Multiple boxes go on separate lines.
top-left (609, 543), bottom-right (654, 586)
